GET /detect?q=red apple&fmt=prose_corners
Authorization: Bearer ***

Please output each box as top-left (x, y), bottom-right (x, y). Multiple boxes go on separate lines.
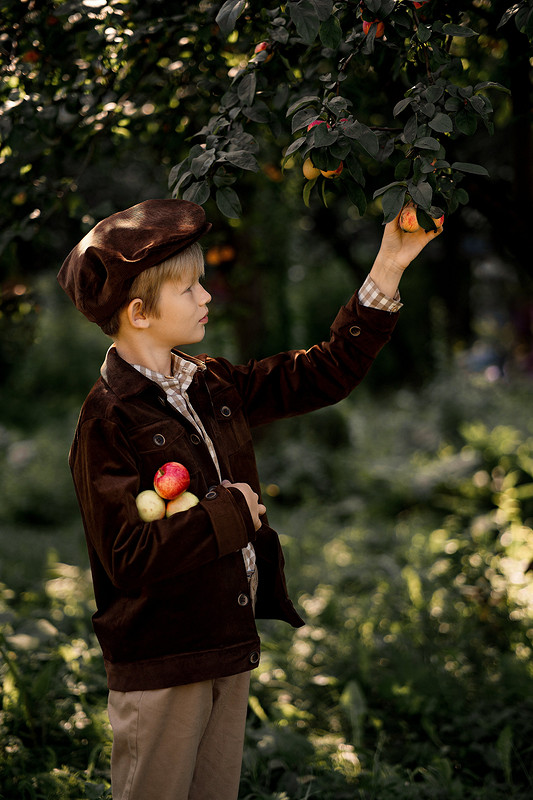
top-left (153, 462), bottom-right (190, 500)
top-left (166, 491), bottom-right (200, 516)
top-left (135, 490), bottom-right (166, 522)
top-left (363, 20), bottom-right (385, 37)
top-left (253, 41), bottom-right (273, 61)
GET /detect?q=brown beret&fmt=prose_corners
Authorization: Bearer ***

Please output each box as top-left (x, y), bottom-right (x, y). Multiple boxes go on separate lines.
top-left (57, 198), bottom-right (212, 325)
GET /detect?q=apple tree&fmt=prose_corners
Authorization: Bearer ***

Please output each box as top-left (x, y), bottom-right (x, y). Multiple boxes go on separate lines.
top-left (169, 0), bottom-right (531, 232)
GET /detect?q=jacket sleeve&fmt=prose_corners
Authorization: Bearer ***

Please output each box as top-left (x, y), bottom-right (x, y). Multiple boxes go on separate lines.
top-left (211, 291), bottom-right (399, 427)
top-left (70, 417), bottom-right (256, 591)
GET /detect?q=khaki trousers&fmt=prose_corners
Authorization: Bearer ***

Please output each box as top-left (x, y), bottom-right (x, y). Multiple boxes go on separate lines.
top-left (108, 671), bottom-right (251, 800)
top-left (108, 569), bottom-right (258, 800)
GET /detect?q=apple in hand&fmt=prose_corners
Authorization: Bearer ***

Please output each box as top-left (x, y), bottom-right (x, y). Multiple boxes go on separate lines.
top-left (153, 462), bottom-right (190, 500)
top-left (166, 491), bottom-right (200, 517)
top-left (136, 490), bottom-right (166, 522)
top-left (399, 202), bottom-right (420, 232)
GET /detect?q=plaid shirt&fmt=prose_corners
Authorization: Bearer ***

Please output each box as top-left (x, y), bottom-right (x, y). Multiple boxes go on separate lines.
top-left (130, 275), bottom-right (399, 577)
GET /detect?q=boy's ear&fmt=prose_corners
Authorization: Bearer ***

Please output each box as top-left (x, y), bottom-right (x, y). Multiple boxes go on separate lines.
top-left (126, 298), bottom-right (150, 329)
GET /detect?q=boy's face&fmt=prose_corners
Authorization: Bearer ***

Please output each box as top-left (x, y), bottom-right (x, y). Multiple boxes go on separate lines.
top-left (146, 270), bottom-right (211, 349)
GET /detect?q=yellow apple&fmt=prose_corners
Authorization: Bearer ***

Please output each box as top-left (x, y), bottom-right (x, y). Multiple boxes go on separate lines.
top-left (166, 491), bottom-right (200, 516)
top-left (136, 490), bottom-right (166, 522)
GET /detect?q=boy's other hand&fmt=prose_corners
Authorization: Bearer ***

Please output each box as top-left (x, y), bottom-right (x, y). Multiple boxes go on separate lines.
top-left (221, 480), bottom-right (266, 531)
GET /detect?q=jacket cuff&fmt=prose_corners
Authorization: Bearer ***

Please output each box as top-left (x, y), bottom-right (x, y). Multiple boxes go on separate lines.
top-left (200, 485), bottom-right (255, 558)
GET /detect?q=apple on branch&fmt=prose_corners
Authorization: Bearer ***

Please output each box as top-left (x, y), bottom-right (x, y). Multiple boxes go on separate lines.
top-left (153, 461), bottom-right (190, 500)
top-left (136, 489), bottom-right (166, 522)
top-left (166, 491), bottom-right (200, 517)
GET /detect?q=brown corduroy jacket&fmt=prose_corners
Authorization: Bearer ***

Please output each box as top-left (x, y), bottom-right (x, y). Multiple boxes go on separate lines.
top-left (69, 292), bottom-right (398, 691)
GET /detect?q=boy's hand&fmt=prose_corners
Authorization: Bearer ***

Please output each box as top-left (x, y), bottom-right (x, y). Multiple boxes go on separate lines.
top-left (221, 480), bottom-right (266, 531)
top-left (369, 211), bottom-right (443, 298)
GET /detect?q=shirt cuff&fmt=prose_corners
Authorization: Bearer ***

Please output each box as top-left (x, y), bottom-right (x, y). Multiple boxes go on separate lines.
top-left (358, 274), bottom-right (403, 312)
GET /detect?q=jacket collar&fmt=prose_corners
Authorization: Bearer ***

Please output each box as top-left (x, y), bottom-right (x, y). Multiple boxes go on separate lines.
top-left (100, 345), bottom-right (206, 400)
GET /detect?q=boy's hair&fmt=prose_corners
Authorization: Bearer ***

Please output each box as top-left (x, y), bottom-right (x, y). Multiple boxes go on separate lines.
top-left (100, 242), bottom-right (205, 337)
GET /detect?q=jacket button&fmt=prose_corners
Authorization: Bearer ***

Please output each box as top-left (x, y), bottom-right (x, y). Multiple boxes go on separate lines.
top-left (349, 325), bottom-right (361, 336)
top-left (220, 405), bottom-right (231, 417)
top-left (237, 593), bottom-right (249, 606)
top-left (190, 433), bottom-right (201, 445)
top-left (249, 651), bottom-right (260, 665)
top-left (205, 490), bottom-right (217, 500)
top-left (153, 434), bottom-right (166, 446)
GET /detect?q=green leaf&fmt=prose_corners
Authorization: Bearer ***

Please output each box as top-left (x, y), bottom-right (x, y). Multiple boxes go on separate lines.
top-left (311, 0), bottom-right (333, 22)
top-left (286, 95), bottom-right (321, 118)
top-left (222, 149), bottom-right (259, 171)
top-left (381, 184), bottom-right (407, 223)
top-left (288, 0), bottom-right (320, 44)
top-left (395, 158), bottom-right (412, 180)
top-left (429, 113), bottom-right (453, 133)
top-left (393, 97), bottom-right (412, 117)
top-left (417, 24), bottom-right (432, 43)
top-left (451, 161), bottom-right (489, 176)
top-left (182, 180), bottom-right (210, 205)
top-left (303, 176), bottom-right (318, 207)
top-left (415, 136), bottom-right (440, 150)
top-left (373, 180), bottom-right (405, 199)
top-left (342, 120), bottom-right (379, 158)
top-left (441, 23), bottom-right (477, 37)
top-left (237, 73), bottom-right (257, 107)
top-left (190, 148), bottom-right (216, 178)
top-left (409, 180), bottom-right (433, 209)
top-left (455, 109), bottom-right (477, 135)
top-left (283, 137), bottom-right (307, 162)
top-left (216, 186), bottom-right (242, 218)
top-left (345, 180), bottom-right (367, 216)
top-left (215, 0), bottom-right (246, 36)
top-left (292, 107), bottom-right (320, 133)
top-left (320, 15), bottom-right (342, 49)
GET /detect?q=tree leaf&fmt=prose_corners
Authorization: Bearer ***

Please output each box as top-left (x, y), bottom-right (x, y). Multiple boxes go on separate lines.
top-left (292, 107), bottom-right (320, 133)
top-left (409, 180), bottom-right (433, 209)
top-left (303, 176), bottom-right (318, 207)
top-left (429, 113), bottom-right (453, 133)
top-left (288, 0), bottom-right (320, 45)
top-left (182, 180), bottom-right (210, 205)
top-left (320, 15), bottom-right (342, 49)
top-left (222, 149), bottom-right (259, 171)
top-left (393, 97), bottom-right (412, 117)
top-left (215, 0), bottom-right (246, 35)
top-left (286, 95), bottom-right (321, 118)
top-left (190, 148), bottom-right (217, 178)
top-left (414, 136), bottom-right (440, 150)
top-left (455, 110), bottom-right (477, 135)
top-left (216, 186), bottom-right (242, 218)
top-left (381, 184), bottom-right (407, 223)
top-left (441, 23), bottom-right (477, 37)
top-left (451, 161), bottom-right (489, 176)
top-left (311, 0), bottom-right (333, 22)
top-left (342, 120), bottom-right (379, 158)
top-left (237, 72), bottom-right (257, 107)
top-left (345, 180), bottom-right (367, 216)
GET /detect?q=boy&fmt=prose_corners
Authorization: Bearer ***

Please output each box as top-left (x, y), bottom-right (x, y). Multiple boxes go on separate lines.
top-left (58, 198), bottom-right (441, 799)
